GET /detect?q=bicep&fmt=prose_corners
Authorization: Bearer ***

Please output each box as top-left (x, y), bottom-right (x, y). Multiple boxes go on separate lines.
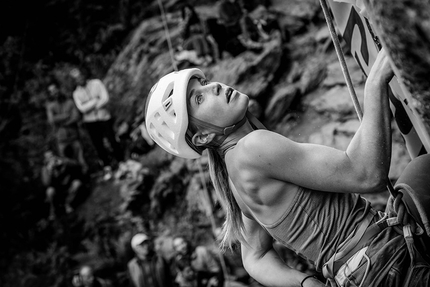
top-left (247, 131), bottom-right (363, 193)
top-left (241, 214), bottom-right (274, 263)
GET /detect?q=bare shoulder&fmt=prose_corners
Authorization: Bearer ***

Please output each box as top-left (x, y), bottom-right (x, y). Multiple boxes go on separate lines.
top-left (239, 130), bottom-right (280, 150)
top-left (230, 130), bottom-right (288, 173)
top-left (236, 130), bottom-right (291, 161)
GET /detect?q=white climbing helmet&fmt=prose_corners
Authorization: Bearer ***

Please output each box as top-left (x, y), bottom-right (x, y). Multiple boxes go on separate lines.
top-left (145, 68), bottom-right (205, 159)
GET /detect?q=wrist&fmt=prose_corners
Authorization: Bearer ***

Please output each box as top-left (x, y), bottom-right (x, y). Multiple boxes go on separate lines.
top-left (300, 275), bottom-right (318, 287)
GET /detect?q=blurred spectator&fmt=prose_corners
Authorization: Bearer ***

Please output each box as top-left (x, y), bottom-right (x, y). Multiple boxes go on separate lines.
top-left (72, 265), bottom-right (112, 287)
top-left (41, 150), bottom-right (85, 220)
top-left (175, 256), bottom-right (199, 287)
top-left (128, 233), bottom-right (174, 287)
top-left (45, 79), bottom-right (87, 173)
top-left (70, 67), bottom-right (123, 180)
top-left (216, 0), bottom-right (264, 55)
top-left (175, 4), bottom-right (217, 67)
top-left (172, 236), bottom-right (223, 287)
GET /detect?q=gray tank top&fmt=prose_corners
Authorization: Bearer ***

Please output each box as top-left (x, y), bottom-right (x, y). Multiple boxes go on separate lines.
top-left (257, 187), bottom-right (373, 272)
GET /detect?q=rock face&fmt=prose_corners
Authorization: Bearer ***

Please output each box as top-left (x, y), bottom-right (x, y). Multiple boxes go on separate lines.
top-left (364, 0), bottom-right (430, 138)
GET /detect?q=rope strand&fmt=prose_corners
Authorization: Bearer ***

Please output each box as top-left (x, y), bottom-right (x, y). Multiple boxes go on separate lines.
top-left (157, 0), bottom-right (178, 71)
top-left (319, 0), bottom-right (397, 197)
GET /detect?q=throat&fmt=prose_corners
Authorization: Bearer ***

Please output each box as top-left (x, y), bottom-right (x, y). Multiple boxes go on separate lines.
top-left (217, 120), bottom-right (255, 157)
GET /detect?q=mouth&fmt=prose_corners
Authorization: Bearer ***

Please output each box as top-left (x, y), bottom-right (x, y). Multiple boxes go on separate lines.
top-left (226, 87), bottom-right (234, 103)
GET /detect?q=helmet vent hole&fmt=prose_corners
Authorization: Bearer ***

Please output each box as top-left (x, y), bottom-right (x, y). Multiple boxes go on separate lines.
top-left (162, 121), bottom-right (174, 139)
top-left (163, 97), bottom-right (172, 111)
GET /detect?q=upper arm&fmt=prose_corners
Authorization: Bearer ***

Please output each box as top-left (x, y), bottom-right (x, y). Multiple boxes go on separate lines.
top-left (46, 104), bottom-right (54, 124)
top-left (241, 214), bottom-right (274, 266)
top-left (242, 130), bottom-right (376, 193)
top-left (94, 80), bottom-right (109, 108)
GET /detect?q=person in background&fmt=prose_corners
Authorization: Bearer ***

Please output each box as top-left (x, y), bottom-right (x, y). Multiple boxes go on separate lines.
top-left (40, 150), bottom-right (84, 220)
top-left (172, 236), bottom-right (223, 287)
top-left (176, 4), bottom-right (216, 67)
top-left (216, 0), bottom-right (263, 53)
top-left (128, 233), bottom-right (173, 287)
top-left (70, 67), bottom-right (123, 180)
top-left (46, 79), bottom-right (87, 173)
top-left (72, 265), bottom-right (112, 287)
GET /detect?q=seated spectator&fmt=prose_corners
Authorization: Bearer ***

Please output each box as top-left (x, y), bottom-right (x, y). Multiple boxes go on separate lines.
top-left (176, 4), bottom-right (217, 66)
top-left (248, 5), bottom-right (287, 42)
top-left (41, 150), bottom-right (85, 220)
top-left (216, 0), bottom-right (264, 55)
top-left (72, 265), bottom-right (112, 287)
top-left (128, 233), bottom-right (174, 287)
top-left (172, 236), bottom-right (223, 287)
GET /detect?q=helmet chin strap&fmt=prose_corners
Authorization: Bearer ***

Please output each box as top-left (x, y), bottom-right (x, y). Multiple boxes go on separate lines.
top-left (189, 114), bottom-right (248, 147)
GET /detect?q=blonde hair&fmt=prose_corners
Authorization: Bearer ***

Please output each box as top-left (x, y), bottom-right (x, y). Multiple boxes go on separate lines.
top-left (186, 95), bottom-right (247, 250)
top-left (206, 149), bottom-right (247, 250)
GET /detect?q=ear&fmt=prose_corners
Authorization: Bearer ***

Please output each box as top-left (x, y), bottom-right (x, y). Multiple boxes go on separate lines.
top-left (191, 131), bottom-right (217, 146)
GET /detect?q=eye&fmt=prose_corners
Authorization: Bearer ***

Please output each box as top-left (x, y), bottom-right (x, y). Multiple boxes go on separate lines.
top-left (195, 94), bottom-right (203, 105)
top-left (199, 78), bottom-right (209, 86)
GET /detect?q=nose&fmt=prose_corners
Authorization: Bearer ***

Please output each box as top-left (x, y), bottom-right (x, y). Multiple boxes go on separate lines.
top-left (210, 83), bottom-right (221, 96)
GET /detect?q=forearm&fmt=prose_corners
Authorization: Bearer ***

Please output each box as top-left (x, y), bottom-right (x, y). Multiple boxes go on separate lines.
top-left (75, 98), bottom-right (97, 113)
top-left (52, 114), bottom-right (69, 124)
top-left (346, 79), bottom-right (392, 184)
top-left (242, 247), bottom-right (322, 287)
top-left (345, 52), bottom-right (393, 190)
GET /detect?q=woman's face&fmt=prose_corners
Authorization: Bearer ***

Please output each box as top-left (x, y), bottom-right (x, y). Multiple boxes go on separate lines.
top-left (186, 78), bottom-right (249, 129)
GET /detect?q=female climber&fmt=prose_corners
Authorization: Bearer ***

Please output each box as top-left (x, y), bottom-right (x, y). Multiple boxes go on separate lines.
top-left (144, 49), bottom-right (430, 286)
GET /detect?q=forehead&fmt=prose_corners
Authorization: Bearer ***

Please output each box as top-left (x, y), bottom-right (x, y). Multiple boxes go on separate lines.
top-left (80, 266), bottom-right (92, 276)
top-left (70, 69), bottom-right (82, 79)
top-left (173, 237), bottom-right (185, 245)
top-left (48, 84), bottom-right (58, 92)
top-left (186, 78), bottom-right (202, 94)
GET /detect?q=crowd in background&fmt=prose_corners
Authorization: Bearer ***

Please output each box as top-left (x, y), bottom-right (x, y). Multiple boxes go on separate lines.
top-left (174, 0), bottom-right (284, 68)
top-left (38, 1), bottom-right (293, 286)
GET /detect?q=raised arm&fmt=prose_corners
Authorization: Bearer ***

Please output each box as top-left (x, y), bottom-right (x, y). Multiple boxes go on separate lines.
top-left (241, 215), bottom-right (324, 287)
top-left (242, 50), bottom-right (394, 194)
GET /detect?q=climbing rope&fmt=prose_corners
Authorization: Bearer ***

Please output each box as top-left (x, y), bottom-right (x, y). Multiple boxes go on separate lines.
top-left (157, 0), bottom-right (178, 71)
top-left (319, 0), bottom-right (398, 197)
top-left (319, 0), bottom-right (363, 121)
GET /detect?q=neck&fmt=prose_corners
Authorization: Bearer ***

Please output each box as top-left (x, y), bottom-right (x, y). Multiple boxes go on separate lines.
top-left (217, 119), bottom-right (255, 157)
